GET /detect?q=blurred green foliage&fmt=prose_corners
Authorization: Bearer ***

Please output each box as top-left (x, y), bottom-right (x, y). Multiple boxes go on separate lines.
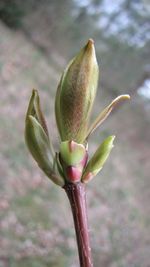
top-left (0, 0), bottom-right (25, 28)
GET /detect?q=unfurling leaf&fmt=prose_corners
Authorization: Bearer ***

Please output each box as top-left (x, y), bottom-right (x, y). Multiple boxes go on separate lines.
top-left (85, 95), bottom-right (130, 140)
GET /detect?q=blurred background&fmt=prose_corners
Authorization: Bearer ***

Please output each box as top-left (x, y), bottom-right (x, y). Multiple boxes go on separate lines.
top-left (0, 0), bottom-right (150, 266)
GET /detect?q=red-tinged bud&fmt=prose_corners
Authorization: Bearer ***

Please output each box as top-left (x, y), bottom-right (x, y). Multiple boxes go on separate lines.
top-left (66, 166), bottom-right (82, 183)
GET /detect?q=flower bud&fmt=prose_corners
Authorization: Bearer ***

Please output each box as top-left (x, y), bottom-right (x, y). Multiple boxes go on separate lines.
top-left (82, 136), bottom-right (115, 183)
top-left (55, 39), bottom-right (99, 143)
top-left (59, 141), bottom-right (88, 183)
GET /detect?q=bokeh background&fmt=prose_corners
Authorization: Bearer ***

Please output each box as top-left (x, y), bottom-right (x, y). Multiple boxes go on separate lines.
top-left (0, 1), bottom-right (150, 267)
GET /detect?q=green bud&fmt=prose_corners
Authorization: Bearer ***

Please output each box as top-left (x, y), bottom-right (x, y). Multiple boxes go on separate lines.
top-left (82, 136), bottom-right (115, 183)
top-left (55, 39), bottom-right (99, 143)
top-left (25, 90), bottom-right (64, 186)
top-left (59, 140), bottom-right (88, 183)
top-left (60, 140), bottom-right (87, 166)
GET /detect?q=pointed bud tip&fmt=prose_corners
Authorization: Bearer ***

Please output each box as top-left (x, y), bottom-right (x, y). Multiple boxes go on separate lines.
top-left (88, 38), bottom-right (94, 45)
top-left (85, 39), bottom-right (95, 53)
top-left (85, 39), bottom-right (95, 57)
top-left (110, 135), bottom-right (115, 147)
top-left (111, 135), bottom-right (116, 141)
top-left (104, 135), bottom-right (115, 149)
top-left (107, 135), bottom-right (116, 145)
top-left (32, 88), bottom-right (38, 96)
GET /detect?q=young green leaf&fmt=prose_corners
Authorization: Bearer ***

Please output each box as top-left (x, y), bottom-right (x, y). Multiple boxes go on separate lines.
top-left (26, 89), bottom-right (55, 157)
top-left (26, 89), bottom-right (49, 137)
top-left (82, 136), bottom-right (115, 183)
top-left (85, 95), bottom-right (130, 140)
top-left (25, 115), bottom-right (64, 186)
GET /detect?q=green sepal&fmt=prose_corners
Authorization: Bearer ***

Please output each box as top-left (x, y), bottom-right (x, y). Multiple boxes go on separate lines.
top-left (60, 140), bottom-right (86, 166)
top-left (82, 136), bottom-right (115, 183)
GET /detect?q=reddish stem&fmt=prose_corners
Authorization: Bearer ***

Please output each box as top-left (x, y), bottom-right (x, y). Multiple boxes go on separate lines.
top-left (64, 182), bottom-right (93, 267)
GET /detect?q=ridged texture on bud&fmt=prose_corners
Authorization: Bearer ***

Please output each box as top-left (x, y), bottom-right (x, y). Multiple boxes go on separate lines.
top-left (55, 39), bottom-right (99, 143)
top-left (82, 136), bottom-right (115, 183)
top-left (59, 141), bottom-right (88, 183)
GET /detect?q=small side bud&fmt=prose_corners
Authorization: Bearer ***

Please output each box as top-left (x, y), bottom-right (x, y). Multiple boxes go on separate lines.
top-left (55, 39), bottom-right (99, 143)
top-left (59, 140), bottom-right (88, 183)
top-left (82, 136), bottom-right (115, 183)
